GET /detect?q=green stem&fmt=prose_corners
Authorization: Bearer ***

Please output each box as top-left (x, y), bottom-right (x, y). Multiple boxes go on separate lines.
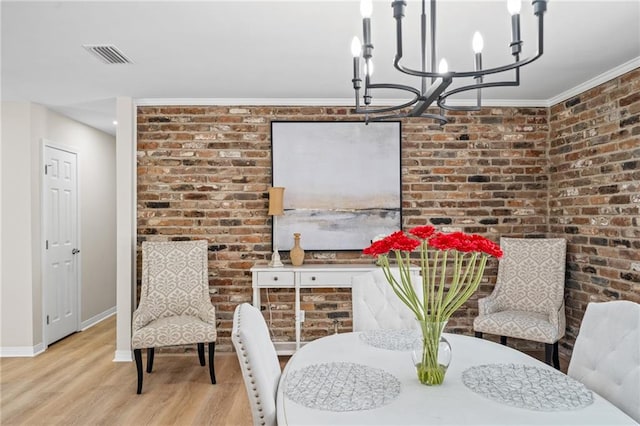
top-left (441, 251), bottom-right (465, 309)
top-left (416, 320), bottom-right (447, 385)
top-left (443, 255), bottom-right (488, 318)
top-left (421, 241), bottom-right (429, 321)
top-left (380, 252), bottom-right (422, 319)
top-left (434, 251), bottom-right (448, 323)
top-left (429, 250), bottom-right (439, 321)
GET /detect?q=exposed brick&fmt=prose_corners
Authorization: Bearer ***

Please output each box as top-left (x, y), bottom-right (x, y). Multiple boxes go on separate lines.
top-left (549, 68), bottom-right (638, 354)
top-left (565, 97), bottom-right (581, 108)
top-left (146, 201), bottom-right (170, 208)
top-left (136, 68), bottom-right (638, 355)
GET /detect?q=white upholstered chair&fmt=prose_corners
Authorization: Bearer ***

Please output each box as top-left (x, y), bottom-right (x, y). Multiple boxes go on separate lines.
top-left (232, 303), bottom-right (281, 426)
top-left (473, 238), bottom-right (567, 369)
top-left (131, 240), bottom-right (217, 394)
top-left (568, 300), bottom-right (640, 423)
top-left (352, 268), bottom-right (421, 331)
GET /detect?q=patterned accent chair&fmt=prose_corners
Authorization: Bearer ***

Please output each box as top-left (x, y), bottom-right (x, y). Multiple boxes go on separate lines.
top-left (232, 303), bottom-right (281, 426)
top-left (568, 301), bottom-right (640, 423)
top-left (473, 238), bottom-right (567, 369)
top-left (352, 268), bottom-right (422, 331)
top-left (132, 240), bottom-right (217, 394)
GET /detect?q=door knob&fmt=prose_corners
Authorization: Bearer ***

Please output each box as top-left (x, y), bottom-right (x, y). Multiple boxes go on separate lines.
top-left (72, 248), bottom-right (80, 255)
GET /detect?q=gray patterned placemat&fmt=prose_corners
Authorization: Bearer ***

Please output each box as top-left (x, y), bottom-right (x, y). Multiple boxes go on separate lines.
top-left (462, 363), bottom-right (593, 411)
top-left (360, 329), bottom-right (422, 351)
top-left (284, 362), bottom-right (401, 412)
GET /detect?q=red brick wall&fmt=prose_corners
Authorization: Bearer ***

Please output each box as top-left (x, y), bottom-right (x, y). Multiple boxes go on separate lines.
top-left (137, 106), bottom-right (550, 351)
top-left (137, 69), bottom-right (638, 354)
top-left (548, 68), bottom-right (640, 350)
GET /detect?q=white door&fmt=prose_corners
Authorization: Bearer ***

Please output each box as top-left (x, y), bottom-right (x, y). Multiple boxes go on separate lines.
top-left (44, 145), bottom-right (79, 345)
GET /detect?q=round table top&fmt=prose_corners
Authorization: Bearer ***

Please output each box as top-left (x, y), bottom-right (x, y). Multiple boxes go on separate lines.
top-left (277, 331), bottom-right (636, 425)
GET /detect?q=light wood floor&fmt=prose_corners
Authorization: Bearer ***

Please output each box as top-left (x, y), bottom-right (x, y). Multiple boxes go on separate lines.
top-left (0, 316), bottom-right (253, 425)
top-left (1, 316), bottom-right (568, 426)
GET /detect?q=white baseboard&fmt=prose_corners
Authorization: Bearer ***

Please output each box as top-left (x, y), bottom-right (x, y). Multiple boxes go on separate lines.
top-left (80, 306), bottom-right (116, 331)
top-left (113, 349), bottom-right (133, 362)
top-left (0, 342), bottom-right (45, 357)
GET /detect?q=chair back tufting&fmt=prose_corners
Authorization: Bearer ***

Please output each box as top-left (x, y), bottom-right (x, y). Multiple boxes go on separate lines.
top-left (568, 300), bottom-right (640, 423)
top-left (352, 268), bottom-right (421, 331)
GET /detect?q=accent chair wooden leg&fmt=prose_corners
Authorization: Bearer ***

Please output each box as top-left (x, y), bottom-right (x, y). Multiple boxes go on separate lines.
top-left (552, 342), bottom-right (560, 370)
top-left (134, 349), bottom-right (143, 394)
top-left (208, 342), bottom-right (216, 384)
top-left (197, 343), bottom-right (205, 366)
top-left (545, 343), bottom-right (554, 367)
top-left (500, 336), bottom-right (507, 346)
top-left (475, 331), bottom-right (483, 338)
top-left (146, 347), bottom-right (155, 373)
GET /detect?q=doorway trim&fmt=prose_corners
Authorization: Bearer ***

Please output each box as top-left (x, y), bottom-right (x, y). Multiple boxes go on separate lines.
top-left (41, 139), bottom-right (82, 349)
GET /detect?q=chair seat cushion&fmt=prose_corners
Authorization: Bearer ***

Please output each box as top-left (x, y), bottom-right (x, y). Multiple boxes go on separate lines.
top-left (132, 315), bottom-right (217, 349)
top-left (473, 310), bottom-right (561, 344)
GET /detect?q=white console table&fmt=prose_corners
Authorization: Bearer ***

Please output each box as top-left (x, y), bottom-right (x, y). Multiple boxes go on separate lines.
top-left (251, 264), bottom-right (379, 355)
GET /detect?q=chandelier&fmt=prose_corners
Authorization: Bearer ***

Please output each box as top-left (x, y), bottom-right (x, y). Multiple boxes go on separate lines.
top-left (350, 0), bottom-right (548, 124)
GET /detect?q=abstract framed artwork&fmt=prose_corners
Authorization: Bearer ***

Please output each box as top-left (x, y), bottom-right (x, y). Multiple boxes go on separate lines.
top-left (271, 121), bottom-right (402, 251)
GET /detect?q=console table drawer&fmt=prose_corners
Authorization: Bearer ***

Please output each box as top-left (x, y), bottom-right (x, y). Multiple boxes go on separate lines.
top-left (299, 271), bottom-right (360, 287)
top-left (256, 271), bottom-right (295, 287)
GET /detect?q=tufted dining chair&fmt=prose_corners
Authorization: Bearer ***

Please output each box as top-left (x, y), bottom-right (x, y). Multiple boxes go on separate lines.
top-left (232, 303), bottom-right (281, 426)
top-left (131, 240), bottom-right (217, 394)
top-left (352, 268), bottom-right (422, 331)
top-left (568, 300), bottom-right (640, 423)
top-left (473, 238), bottom-right (567, 369)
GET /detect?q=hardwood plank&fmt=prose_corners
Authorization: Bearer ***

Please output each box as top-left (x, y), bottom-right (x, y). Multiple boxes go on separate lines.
top-left (0, 316), bottom-right (253, 425)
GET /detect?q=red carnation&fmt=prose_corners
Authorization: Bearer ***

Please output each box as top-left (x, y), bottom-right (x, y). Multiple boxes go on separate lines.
top-left (428, 232), bottom-right (469, 252)
top-left (363, 238), bottom-right (393, 257)
top-left (409, 225), bottom-right (436, 240)
top-left (386, 231), bottom-right (421, 252)
top-left (468, 234), bottom-right (503, 258)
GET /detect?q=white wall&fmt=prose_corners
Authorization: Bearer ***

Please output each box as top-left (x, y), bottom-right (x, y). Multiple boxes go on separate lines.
top-left (0, 101), bottom-right (116, 355)
top-left (114, 96), bottom-right (135, 362)
top-left (45, 108), bottom-right (117, 324)
top-left (1, 102), bottom-right (36, 351)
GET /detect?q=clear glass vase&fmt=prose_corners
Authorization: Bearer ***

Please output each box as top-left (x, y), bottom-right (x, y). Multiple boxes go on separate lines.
top-left (411, 320), bottom-right (451, 385)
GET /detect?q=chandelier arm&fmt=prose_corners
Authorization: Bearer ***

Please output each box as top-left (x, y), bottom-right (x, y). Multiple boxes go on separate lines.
top-left (367, 82), bottom-right (422, 97)
top-left (394, 49), bottom-right (541, 79)
top-left (353, 82), bottom-right (422, 115)
top-left (365, 112), bottom-right (448, 124)
top-left (437, 79), bottom-right (521, 111)
top-left (393, 10), bottom-right (545, 79)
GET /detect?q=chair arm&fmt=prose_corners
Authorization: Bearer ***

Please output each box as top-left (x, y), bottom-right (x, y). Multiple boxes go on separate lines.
top-left (132, 307), bottom-right (154, 332)
top-left (198, 301), bottom-right (217, 325)
top-left (477, 294), bottom-right (501, 316)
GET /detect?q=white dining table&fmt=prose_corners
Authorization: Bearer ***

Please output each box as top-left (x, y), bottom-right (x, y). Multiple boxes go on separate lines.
top-left (276, 331), bottom-right (637, 425)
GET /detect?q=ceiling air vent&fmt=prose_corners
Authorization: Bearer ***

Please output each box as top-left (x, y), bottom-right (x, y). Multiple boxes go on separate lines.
top-left (83, 44), bottom-right (132, 64)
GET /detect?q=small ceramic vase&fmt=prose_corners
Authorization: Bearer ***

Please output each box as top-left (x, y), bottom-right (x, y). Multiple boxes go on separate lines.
top-left (290, 233), bottom-right (305, 266)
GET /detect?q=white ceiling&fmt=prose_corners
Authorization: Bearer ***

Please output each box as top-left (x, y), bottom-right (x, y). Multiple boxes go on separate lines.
top-left (2, 0), bottom-right (639, 135)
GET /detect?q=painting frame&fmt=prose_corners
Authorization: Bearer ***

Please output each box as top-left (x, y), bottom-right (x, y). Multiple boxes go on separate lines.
top-left (271, 120), bottom-right (402, 251)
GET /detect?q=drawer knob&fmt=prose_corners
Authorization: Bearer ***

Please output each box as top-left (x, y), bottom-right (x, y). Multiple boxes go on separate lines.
top-left (273, 276), bottom-right (278, 281)
top-left (311, 276), bottom-right (316, 281)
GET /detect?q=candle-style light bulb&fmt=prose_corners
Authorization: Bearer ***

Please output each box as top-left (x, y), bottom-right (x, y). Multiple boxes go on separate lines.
top-left (365, 60), bottom-right (374, 77)
top-left (360, 0), bottom-right (373, 18)
top-left (438, 58), bottom-right (448, 74)
top-left (351, 36), bottom-right (362, 57)
top-left (507, 0), bottom-right (521, 15)
top-left (472, 32), bottom-right (484, 54)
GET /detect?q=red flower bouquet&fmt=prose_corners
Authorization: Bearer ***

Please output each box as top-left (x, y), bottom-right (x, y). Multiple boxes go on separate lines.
top-left (363, 226), bottom-right (503, 385)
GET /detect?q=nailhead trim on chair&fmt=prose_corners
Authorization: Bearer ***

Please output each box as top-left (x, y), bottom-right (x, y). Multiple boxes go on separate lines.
top-left (233, 307), bottom-right (267, 426)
